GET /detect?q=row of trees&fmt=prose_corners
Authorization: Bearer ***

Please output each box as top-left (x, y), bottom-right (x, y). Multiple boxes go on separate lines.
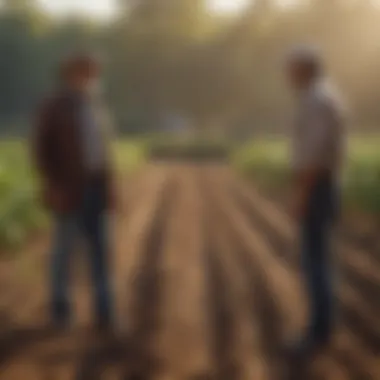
top-left (1, 0), bottom-right (380, 134)
top-left (0, 0), bottom-right (99, 129)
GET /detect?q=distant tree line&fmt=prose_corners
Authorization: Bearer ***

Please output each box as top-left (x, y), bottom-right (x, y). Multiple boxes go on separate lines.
top-left (1, 0), bottom-right (380, 134)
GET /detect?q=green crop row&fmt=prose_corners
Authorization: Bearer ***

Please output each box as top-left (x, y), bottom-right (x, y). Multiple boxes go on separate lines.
top-left (233, 135), bottom-right (380, 215)
top-left (144, 134), bottom-right (232, 162)
top-left (115, 140), bottom-right (147, 173)
top-left (0, 141), bottom-right (47, 251)
top-left (0, 140), bottom-right (146, 252)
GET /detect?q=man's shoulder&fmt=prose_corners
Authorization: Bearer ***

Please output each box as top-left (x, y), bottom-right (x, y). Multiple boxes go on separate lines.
top-left (42, 90), bottom-right (85, 118)
top-left (305, 81), bottom-right (345, 122)
top-left (36, 91), bottom-right (83, 135)
top-left (40, 91), bottom-right (67, 112)
top-left (314, 81), bottom-right (345, 110)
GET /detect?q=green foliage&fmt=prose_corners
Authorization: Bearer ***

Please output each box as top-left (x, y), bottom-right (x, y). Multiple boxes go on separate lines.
top-left (342, 136), bottom-right (380, 213)
top-left (146, 135), bottom-right (232, 161)
top-left (0, 141), bottom-right (47, 251)
top-left (115, 140), bottom-right (147, 172)
top-left (234, 136), bottom-right (380, 215)
top-left (0, 3), bottom-right (101, 129)
top-left (0, 140), bottom-right (145, 252)
top-left (234, 137), bottom-right (289, 189)
top-left (3, 0), bottom-right (380, 134)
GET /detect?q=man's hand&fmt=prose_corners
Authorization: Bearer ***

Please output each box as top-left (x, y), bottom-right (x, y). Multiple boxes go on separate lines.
top-left (43, 186), bottom-right (72, 213)
top-left (291, 194), bottom-right (307, 221)
top-left (291, 182), bottom-right (311, 221)
top-left (108, 184), bottom-right (125, 216)
top-left (291, 168), bottom-right (320, 221)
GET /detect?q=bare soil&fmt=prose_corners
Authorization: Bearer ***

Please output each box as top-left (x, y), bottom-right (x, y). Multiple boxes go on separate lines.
top-left (0, 163), bottom-right (379, 380)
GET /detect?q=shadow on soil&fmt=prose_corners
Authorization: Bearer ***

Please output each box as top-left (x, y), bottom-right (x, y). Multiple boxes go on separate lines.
top-left (204, 225), bottom-right (241, 380)
top-left (0, 180), bottom-right (176, 380)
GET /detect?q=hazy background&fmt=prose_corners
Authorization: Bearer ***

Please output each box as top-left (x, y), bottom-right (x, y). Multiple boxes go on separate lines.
top-left (1, 7), bottom-right (380, 379)
top-left (1, 0), bottom-right (380, 135)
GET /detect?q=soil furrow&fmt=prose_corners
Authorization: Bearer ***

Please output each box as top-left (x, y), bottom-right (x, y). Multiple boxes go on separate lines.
top-left (120, 168), bottom-right (176, 380)
top-left (209, 169), bottom-right (355, 379)
top-left (224, 173), bottom-right (379, 379)
top-left (156, 165), bottom-right (211, 380)
top-left (74, 166), bottom-right (174, 380)
top-left (230, 178), bottom-right (380, 353)
top-left (232, 182), bottom-right (380, 354)
top-left (201, 166), bottom-right (267, 380)
top-left (206, 172), bottom-right (296, 379)
top-left (232, 177), bottom-right (380, 310)
top-left (0, 166), bottom-right (170, 380)
top-left (1, 164), bottom-right (379, 380)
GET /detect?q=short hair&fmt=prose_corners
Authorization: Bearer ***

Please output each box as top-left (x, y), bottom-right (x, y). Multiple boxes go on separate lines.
top-left (59, 52), bottom-right (100, 81)
top-left (286, 44), bottom-right (323, 75)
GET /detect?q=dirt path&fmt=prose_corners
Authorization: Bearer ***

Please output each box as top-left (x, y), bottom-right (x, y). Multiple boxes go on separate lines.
top-left (0, 163), bottom-right (379, 380)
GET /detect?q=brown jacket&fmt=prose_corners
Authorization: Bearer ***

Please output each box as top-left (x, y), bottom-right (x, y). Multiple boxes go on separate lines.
top-left (32, 90), bottom-right (113, 213)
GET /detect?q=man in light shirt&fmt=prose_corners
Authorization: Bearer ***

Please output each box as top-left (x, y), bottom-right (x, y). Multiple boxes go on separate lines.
top-left (33, 54), bottom-right (115, 330)
top-left (285, 45), bottom-right (346, 358)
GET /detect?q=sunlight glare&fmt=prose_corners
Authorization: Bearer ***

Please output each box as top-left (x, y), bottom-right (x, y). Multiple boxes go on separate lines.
top-left (38, 0), bottom-right (115, 19)
top-left (208, 0), bottom-right (249, 15)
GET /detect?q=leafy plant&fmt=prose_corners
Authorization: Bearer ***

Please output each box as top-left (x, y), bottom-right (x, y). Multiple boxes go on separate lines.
top-left (234, 136), bottom-right (380, 215)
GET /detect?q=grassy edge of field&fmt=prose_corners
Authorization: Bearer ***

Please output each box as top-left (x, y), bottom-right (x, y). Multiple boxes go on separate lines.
top-left (2, 134), bottom-right (379, 251)
top-left (1, 134), bottom-right (231, 252)
top-left (0, 140), bottom-right (147, 254)
top-left (232, 136), bottom-right (380, 219)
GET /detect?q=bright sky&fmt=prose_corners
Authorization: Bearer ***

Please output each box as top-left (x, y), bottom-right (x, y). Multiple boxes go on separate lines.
top-left (38, 0), bottom-right (251, 19)
top-left (38, 0), bottom-right (117, 19)
top-left (209, 0), bottom-right (250, 14)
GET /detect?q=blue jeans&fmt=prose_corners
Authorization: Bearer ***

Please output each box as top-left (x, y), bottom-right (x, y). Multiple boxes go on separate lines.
top-left (51, 180), bottom-right (112, 325)
top-left (300, 175), bottom-right (339, 347)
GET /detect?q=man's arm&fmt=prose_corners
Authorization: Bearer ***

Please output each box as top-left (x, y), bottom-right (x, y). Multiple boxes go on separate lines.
top-left (293, 168), bottom-right (325, 219)
top-left (58, 97), bottom-right (86, 198)
top-left (32, 98), bottom-right (72, 212)
top-left (31, 99), bottom-right (55, 184)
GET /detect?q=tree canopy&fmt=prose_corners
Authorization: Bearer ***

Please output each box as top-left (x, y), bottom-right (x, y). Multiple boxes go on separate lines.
top-left (1, 0), bottom-right (380, 133)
